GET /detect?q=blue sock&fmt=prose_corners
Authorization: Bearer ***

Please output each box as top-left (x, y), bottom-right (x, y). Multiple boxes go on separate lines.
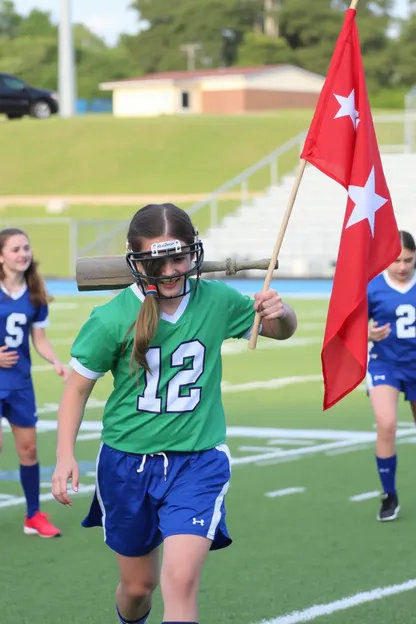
top-left (116, 606), bottom-right (150, 624)
top-left (20, 463), bottom-right (40, 519)
top-left (376, 455), bottom-right (397, 495)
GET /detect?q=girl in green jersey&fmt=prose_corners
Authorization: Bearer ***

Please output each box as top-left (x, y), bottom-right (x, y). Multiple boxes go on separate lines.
top-left (52, 204), bottom-right (298, 624)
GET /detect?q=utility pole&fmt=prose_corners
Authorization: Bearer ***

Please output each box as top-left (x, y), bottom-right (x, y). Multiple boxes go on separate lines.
top-left (264, 0), bottom-right (280, 38)
top-left (58, 0), bottom-right (76, 117)
top-left (180, 43), bottom-right (201, 71)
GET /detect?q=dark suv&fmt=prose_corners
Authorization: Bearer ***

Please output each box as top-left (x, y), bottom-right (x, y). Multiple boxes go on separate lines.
top-left (0, 73), bottom-right (59, 120)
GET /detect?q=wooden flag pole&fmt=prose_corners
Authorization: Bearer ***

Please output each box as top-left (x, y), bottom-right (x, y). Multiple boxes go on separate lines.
top-left (248, 159), bottom-right (307, 349)
top-left (248, 0), bottom-right (359, 351)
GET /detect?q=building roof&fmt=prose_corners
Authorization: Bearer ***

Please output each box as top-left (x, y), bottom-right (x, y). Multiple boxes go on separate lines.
top-left (100, 64), bottom-right (299, 91)
top-left (117, 65), bottom-right (284, 83)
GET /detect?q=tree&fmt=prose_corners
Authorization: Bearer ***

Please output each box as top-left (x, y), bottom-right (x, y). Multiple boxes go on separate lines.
top-left (0, 0), bottom-right (22, 38)
top-left (18, 9), bottom-right (56, 38)
top-left (279, 0), bottom-right (395, 86)
top-left (394, 14), bottom-right (416, 87)
top-left (236, 31), bottom-right (296, 66)
top-left (127, 0), bottom-right (263, 73)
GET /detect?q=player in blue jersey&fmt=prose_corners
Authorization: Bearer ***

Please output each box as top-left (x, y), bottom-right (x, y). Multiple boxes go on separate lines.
top-left (0, 228), bottom-right (68, 537)
top-left (367, 230), bottom-right (416, 521)
top-left (52, 203), bottom-right (298, 624)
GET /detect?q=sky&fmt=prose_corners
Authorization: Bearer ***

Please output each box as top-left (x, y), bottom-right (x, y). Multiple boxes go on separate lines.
top-left (13, 0), bottom-right (141, 45)
top-left (13, 0), bottom-right (412, 46)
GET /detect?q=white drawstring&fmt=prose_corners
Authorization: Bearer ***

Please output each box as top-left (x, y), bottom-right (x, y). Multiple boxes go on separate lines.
top-left (137, 452), bottom-right (169, 480)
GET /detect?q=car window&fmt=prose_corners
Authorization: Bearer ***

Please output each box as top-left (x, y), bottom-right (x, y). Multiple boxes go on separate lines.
top-left (2, 76), bottom-right (26, 90)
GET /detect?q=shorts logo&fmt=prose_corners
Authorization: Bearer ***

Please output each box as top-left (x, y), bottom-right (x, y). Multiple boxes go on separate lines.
top-left (192, 518), bottom-right (204, 526)
top-left (374, 375), bottom-right (386, 381)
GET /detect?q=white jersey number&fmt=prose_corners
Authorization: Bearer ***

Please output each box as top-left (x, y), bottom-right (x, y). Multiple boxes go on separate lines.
top-left (5, 313), bottom-right (28, 348)
top-left (137, 340), bottom-right (206, 414)
top-left (396, 304), bottom-right (416, 339)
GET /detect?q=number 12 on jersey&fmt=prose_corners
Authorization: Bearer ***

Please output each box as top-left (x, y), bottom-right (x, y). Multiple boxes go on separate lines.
top-left (137, 340), bottom-right (206, 414)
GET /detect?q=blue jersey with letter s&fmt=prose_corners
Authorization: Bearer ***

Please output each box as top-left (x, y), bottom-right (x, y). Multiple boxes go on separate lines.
top-left (0, 284), bottom-right (49, 390)
top-left (368, 272), bottom-right (416, 368)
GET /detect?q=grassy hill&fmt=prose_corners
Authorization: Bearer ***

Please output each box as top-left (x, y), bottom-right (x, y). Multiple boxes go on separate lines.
top-left (0, 108), bottom-right (403, 276)
top-left (1, 111), bottom-right (316, 195)
top-left (1, 109), bottom-right (401, 196)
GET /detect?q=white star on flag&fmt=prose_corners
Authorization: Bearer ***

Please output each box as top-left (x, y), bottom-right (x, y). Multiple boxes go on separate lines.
top-left (346, 167), bottom-right (388, 237)
top-left (334, 89), bottom-right (359, 129)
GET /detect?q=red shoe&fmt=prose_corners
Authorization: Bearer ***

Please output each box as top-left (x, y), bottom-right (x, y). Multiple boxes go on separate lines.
top-left (24, 511), bottom-right (61, 538)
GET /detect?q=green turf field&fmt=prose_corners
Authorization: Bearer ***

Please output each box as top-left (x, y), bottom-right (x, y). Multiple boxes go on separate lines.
top-left (0, 110), bottom-right (402, 195)
top-left (1, 294), bottom-right (416, 624)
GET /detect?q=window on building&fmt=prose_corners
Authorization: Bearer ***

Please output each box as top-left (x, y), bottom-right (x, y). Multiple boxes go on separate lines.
top-left (181, 91), bottom-right (190, 109)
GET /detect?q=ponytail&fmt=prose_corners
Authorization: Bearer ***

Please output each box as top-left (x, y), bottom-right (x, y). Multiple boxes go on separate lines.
top-left (130, 293), bottom-right (160, 373)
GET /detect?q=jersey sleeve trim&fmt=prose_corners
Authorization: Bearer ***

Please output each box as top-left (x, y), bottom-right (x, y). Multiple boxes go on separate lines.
top-left (32, 319), bottom-right (50, 329)
top-left (70, 358), bottom-right (104, 380)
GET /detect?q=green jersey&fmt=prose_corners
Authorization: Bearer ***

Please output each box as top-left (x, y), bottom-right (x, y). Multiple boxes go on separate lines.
top-left (71, 279), bottom-right (255, 454)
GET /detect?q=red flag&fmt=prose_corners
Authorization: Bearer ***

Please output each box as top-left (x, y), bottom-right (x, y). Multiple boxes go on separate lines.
top-left (300, 8), bottom-right (401, 410)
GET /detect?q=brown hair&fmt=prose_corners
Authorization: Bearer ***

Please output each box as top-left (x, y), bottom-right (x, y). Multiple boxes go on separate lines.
top-left (126, 204), bottom-right (196, 372)
top-left (400, 230), bottom-right (416, 253)
top-left (0, 228), bottom-right (52, 306)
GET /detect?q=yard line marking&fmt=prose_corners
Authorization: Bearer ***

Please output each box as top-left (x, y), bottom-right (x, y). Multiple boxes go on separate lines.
top-left (325, 443), bottom-right (374, 456)
top-left (227, 426), bottom-right (379, 442)
top-left (0, 484), bottom-right (96, 509)
top-left (397, 436), bottom-right (416, 445)
top-left (77, 433), bottom-right (102, 441)
top-left (349, 491), bottom-right (380, 502)
top-left (256, 456), bottom-right (302, 467)
top-left (0, 494), bottom-right (15, 500)
top-left (240, 446), bottom-right (283, 453)
top-left (222, 338), bottom-right (320, 355)
top-left (222, 375), bottom-right (322, 393)
top-left (265, 487), bottom-right (305, 498)
top-left (268, 439), bottom-right (315, 446)
top-left (232, 439), bottom-right (372, 466)
top-left (252, 578), bottom-right (416, 624)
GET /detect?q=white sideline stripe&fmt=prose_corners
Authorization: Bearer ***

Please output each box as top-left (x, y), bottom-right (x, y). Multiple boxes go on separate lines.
top-left (0, 484), bottom-right (96, 509)
top-left (253, 578), bottom-right (416, 624)
top-left (265, 487), bottom-right (305, 498)
top-left (349, 491), bottom-right (380, 502)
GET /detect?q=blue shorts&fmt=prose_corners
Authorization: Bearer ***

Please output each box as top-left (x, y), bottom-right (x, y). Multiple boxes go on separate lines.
top-left (82, 442), bottom-right (232, 558)
top-left (0, 386), bottom-right (37, 427)
top-left (367, 358), bottom-right (416, 401)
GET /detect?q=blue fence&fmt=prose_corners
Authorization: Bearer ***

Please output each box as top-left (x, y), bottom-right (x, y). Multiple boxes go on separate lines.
top-left (45, 278), bottom-right (333, 299)
top-left (76, 98), bottom-right (112, 115)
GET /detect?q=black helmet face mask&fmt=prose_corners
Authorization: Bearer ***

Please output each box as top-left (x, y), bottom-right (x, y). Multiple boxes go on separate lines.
top-left (126, 237), bottom-right (204, 299)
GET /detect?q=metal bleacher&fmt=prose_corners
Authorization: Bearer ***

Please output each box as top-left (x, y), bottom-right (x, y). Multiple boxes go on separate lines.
top-left (201, 152), bottom-right (416, 277)
top-left (193, 114), bottom-right (416, 278)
